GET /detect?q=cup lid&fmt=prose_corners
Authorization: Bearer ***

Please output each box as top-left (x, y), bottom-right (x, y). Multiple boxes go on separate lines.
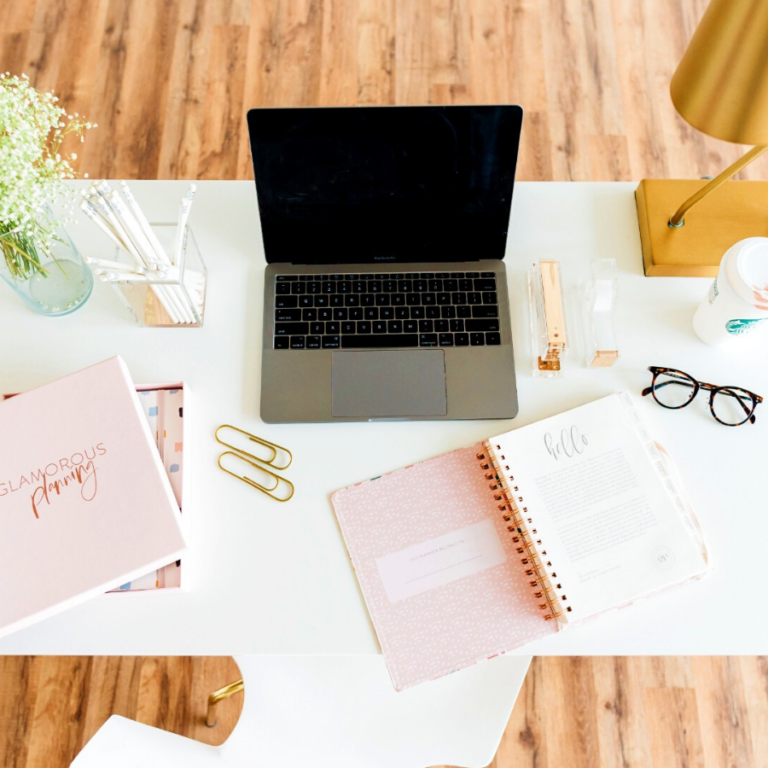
top-left (728, 238), bottom-right (768, 309)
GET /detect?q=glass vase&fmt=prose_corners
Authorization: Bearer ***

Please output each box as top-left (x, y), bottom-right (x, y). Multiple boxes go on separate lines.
top-left (0, 211), bottom-right (93, 316)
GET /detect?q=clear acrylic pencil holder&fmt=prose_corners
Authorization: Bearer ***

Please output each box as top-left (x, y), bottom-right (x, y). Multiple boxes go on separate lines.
top-left (580, 258), bottom-right (619, 367)
top-left (111, 224), bottom-right (206, 327)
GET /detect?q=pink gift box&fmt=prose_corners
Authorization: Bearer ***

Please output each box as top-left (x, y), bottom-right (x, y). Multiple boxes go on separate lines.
top-left (0, 357), bottom-right (188, 639)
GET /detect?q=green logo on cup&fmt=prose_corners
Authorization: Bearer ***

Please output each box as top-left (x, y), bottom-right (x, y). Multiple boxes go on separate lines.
top-left (725, 318), bottom-right (768, 335)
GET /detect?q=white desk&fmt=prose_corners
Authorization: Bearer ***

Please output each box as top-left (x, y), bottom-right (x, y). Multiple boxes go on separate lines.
top-left (0, 181), bottom-right (765, 656)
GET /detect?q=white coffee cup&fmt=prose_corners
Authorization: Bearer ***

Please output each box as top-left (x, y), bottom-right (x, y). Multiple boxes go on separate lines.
top-left (692, 237), bottom-right (768, 347)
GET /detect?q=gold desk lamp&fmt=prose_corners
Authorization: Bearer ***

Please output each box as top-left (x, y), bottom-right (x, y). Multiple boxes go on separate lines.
top-left (636, 0), bottom-right (768, 276)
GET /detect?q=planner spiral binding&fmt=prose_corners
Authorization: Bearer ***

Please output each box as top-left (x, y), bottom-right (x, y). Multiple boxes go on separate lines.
top-left (476, 444), bottom-right (571, 621)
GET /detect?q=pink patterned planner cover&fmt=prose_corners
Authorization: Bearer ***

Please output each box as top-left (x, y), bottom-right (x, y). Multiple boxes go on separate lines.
top-left (331, 444), bottom-right (558, 691)
top-left (0, 357), bottom-right (187, 639)
top-left (111, 385), bottom-right (185, 591)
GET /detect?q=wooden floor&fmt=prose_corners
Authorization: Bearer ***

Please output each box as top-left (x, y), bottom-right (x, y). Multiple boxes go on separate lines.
top-left (2, 0), bottom-right (768, 183)
top-left (2, 0), bottom-right (768, 766)
top-left (2, 655), bottom-right (768, 767)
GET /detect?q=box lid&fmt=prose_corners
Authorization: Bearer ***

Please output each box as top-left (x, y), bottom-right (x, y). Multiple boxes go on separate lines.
top-left (0, 357), bottom-right (187, 638)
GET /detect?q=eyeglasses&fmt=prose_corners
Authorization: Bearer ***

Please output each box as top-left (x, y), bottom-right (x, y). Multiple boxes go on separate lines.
top-left (642, 366), bottom-right (763, 426)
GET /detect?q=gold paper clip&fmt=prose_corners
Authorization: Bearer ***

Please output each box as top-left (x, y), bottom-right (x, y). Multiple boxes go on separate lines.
top-left (215, 425), bottom-right (294, 502)
top-left (217, 451), bottom-right (294, 502)
top-left (215, 424), bottom-right (292, 470)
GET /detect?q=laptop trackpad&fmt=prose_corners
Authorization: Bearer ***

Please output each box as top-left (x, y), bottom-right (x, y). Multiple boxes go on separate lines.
top-left (331, 350), bottom-right (447, 418)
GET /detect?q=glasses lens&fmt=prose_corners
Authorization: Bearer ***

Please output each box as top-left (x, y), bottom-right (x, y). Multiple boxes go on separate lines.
top-left (712, 388), bottom-right (755, 425)
top-left (652, 370), bottom-right (697, 408)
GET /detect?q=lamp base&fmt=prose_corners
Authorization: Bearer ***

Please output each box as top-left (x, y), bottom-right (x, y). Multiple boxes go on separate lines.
top-left (636, 178), bottom-right (768, 276)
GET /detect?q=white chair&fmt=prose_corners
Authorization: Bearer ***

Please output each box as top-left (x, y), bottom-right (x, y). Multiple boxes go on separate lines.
top-left (71, 654), bottom-right (531, 768)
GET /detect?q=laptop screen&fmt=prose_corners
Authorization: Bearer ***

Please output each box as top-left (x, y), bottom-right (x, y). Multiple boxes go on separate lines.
top-left (247, 105), bottom-right (523, 265)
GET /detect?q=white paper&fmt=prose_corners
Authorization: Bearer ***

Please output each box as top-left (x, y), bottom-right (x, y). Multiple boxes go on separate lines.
top-left (375, 519), bottom-right (507, 603)
top-left (490, 394), bottom-right (708, 623)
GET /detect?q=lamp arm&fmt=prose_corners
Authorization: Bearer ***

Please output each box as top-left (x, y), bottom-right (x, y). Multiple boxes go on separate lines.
top-left (668, 145), bottom-right (768, 227)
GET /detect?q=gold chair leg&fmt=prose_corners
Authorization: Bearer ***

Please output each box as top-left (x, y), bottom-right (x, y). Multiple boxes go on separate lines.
top-left (206, 678), bottom-right (245, 727)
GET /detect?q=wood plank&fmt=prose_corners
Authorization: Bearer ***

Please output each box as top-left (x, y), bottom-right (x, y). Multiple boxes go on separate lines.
top-left (539, 0), bottom-right (585, 118)
top-left (394, 0), bottom-right (431, 104)
top-left (156, 0), bottom-right (216, 179)
top-left (578, 0), bottom-right (624, 137)
top-left (317, 0), bottom-right (359, 106)
top-left (357, 0), bottom-right (395, 105)
top-left (77, 0), bottom-right (134, 178)
top-left (611, 0), bottom-right (669, 180)
top-left (198, 25), bottom-right (250, 179)
top-left (0, 656), bottom-right (41, 768)
top-left (0, 33), bottom-right (30, 81)
top-left (548, 111), bottom-right (591, 181)
top-left (24, 657), bottom-right (92, 768)
top-left (692, 656), bottom-right (755, 768)
top-left (589, 135), bottom-right (631, 181)
top-left (87, 0), bottom-right (181, 179)
top-left (430, 0), bottom-right (468, 87)
top-left (78, 656), bottom-right (140, 749)
top-left (271, 0), bottom-right (324, 107)
top-left (0, 0), bottom-right (36, 35)
top-left (637, 654), bottom-right (695, 689)
top-left (645, 687), bottom-right (705, 768)
top-left (542, 657), bottom-right (602, 768)
top-left (516, 111), bottom-right (554, 182)
top-left (464, 0), bottom-right (510, 104)
top-left (503, 0), bottom-right (547, 114)
top-left (595, 657), bottom-right (653, 768)
top-left (430, 82), bottom-right (471, 104)
top-left (738, 656), bottom-right (768, 762)
top-left (236, 0), bottom-right (283, 177)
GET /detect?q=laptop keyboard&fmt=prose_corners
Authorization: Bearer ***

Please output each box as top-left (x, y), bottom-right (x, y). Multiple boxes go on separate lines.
top-left (273, 272), bottom-right (501, 350)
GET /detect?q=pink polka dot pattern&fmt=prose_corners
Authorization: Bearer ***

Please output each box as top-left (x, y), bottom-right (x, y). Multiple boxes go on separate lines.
top-left (331, 442), bottom-right (558, 691)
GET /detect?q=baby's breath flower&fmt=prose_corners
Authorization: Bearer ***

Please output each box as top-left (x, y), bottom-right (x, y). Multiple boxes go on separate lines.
top-left (0, 73), bottom-right (95, 278)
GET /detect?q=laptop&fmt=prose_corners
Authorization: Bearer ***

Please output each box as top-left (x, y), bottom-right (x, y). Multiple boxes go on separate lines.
top-left (247, 105), bottom-right (523, 423)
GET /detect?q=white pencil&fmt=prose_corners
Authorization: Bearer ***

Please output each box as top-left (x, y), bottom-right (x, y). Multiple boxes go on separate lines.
top-left (95, 272), bottom-right (203, 317)
top-left (84, 256), bottom-right (147, 274)
top-left (79, 199), bottom-right (130, 252)
top-left (96, 272), bottom-right (193, 286)
top-left (119, 181), bottom-right (173, 267)
top-left (153, 265), bottom-right (206, 283)
top-left (171, 185), bottom-right (196, 267)
top-left (89, 190), bottom-right (145, 270)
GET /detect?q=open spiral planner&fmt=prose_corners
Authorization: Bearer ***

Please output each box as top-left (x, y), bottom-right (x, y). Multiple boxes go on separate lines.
top-left (331, 393), bottom-right (709, 691)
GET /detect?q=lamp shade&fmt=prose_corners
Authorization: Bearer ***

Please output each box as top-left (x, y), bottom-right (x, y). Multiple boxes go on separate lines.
top-left (670, 0), bottom-right (768, 146)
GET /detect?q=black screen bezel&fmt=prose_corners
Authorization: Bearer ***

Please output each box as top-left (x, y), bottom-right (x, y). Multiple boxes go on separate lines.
top-left (247, 105), bottom-right (523, 266)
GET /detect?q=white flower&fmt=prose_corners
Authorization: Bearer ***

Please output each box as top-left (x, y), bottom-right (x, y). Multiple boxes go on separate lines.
top-left (0, 73), bottom-right (96, 276)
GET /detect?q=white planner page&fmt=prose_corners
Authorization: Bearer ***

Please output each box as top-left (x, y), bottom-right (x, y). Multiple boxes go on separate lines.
top-left (490, 393), bottom-right (708, 623)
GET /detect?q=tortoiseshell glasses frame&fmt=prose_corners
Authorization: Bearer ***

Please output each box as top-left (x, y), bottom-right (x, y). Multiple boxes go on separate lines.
top-left (641, 366), bottom-right (763, 427)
